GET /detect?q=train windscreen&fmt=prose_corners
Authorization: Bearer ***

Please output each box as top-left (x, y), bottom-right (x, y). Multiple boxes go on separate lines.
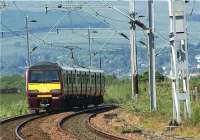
top-left (29, 70), bottom-right (60, 83)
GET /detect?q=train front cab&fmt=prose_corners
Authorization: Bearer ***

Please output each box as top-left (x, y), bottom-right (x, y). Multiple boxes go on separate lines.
top-left (26, 66), bottom-right (63, 112)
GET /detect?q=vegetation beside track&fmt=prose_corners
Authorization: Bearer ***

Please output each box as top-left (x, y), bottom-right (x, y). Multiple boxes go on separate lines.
top-left (0, 73), bottom-right (199, 139)
top-left (104, 73), bottom-right (200, 138)
top-left (0, 75), bottom-right (28, 118)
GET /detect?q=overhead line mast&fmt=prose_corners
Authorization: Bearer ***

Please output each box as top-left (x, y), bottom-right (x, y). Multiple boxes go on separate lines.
top-left (148, 0), bottom-right (156, 111)
top-left (168, 0), bottom-right (191, 123)
top-left (129, 0), bottom-right (139, 99)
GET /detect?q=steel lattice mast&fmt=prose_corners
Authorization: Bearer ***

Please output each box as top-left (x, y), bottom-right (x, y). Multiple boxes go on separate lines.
top-left (168, 0), bottom-right (191, 123)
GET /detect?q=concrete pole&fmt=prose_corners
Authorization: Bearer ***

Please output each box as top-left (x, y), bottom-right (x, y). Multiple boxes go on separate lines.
top-left (148, 0), bottom-right (156, 111)
top-left (25, 16), bottom-right (31, 67)
top-left (129, 0), bottom-right (139, 99)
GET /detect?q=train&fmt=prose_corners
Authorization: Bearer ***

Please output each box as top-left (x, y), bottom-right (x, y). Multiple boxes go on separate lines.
top-left (25, 62), bottom-right (105, 113)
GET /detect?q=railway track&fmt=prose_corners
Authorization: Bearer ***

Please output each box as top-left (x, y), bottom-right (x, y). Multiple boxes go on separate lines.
top-left (59, 104), bottom-right (129, 140)
top-left (0, 108), bottom-right (195, 140)
top-left (1, 104), bottom-right (128, 140)
top-left (0, 112), bottom-right (46, 140)
top-left (87, 113), bottom-right (129, 140)
top-left (15, 113), bottom-right (53, 140)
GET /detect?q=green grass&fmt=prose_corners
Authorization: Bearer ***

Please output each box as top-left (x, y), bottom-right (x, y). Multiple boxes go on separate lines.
top-left (0, 75), bottom-right (28, 118)
top-left (0, 74), bottom-right (199, 124)
top-left (104, 76), bottom-right (200, 138)
top-left (104, 77), bottom-right (200, 125)
top-left (0, 93), bottom-right (29, 118)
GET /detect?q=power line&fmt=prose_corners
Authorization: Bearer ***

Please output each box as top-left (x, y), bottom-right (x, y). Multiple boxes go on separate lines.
top-left (1, 23), bottom-right (43, 46)
top-left (84, 6), bottom-right (129, 37)
top-left (41, 13), bottom-right (67, 41)
top-left (12, 2), bottom-right (27, 17)
top-left (10, 2), bottom-right (50, 46)
top-left (94, 11), bottom-right (127, 22)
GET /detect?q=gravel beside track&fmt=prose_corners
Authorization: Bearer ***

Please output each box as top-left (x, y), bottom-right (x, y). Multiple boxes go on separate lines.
top-left (87, 113), bottom-right (130, 140)
top-left (19, 112), bottom-right (75, 140)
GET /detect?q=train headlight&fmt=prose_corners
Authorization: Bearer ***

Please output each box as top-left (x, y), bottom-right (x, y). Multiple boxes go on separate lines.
top-left (28, 90), bottom-right (39, 94)
top-left (51, 89), bottom-right (61, 94)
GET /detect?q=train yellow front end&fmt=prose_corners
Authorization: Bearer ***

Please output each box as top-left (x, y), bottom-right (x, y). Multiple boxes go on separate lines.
top-left (26, 62), bottom-right (63, 112)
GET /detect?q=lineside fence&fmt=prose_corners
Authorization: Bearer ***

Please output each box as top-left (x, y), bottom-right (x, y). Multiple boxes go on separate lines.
top-left (190, 87), bottom-right (200, 102)
top-left (0, 88), bottom-right (18, 94)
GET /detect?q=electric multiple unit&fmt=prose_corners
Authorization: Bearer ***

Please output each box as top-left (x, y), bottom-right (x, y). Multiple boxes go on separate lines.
top-left (25, 62), bottom-right (105, 113)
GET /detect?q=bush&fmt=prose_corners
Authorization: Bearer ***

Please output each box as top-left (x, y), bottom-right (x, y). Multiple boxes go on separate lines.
top-left (139, 71), bottom-right (165, 82)
top-left (0, 75), bottom-right (25, 93)
top-left (190, 103), bottom-right (200, 125)
top-left (0, 75), bottom-right (28, 118)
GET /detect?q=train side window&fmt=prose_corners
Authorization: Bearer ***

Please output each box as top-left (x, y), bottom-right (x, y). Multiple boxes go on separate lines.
top-left (76, 72), bottom-right (79, 84)
top-left (64, 71), bottom-right (67, 85)
top-left (82, 72), bottom-right (85, 84)
top-left (78, 72), bottom-right (80, 84)
top-left (92, 73), bottom-right (95, 85)
top-left (90, 73), bottom-right (93, 85)
top-left (69, 71), bottom-right (72, 84)
top-left (96, 73), bottom-right (100, 84)
top-left (87, 73), bottom-right (90, 84)
top-left (84, 72), bottom-right (87, 84)
top-left (64, 71), bottom-right (68, 85)
top-left (73, 73), bottom-right (76, 84)
top-left (79, 72), bottom-right (82, 84)
top-left (81, 72), bottom-right (84, 84)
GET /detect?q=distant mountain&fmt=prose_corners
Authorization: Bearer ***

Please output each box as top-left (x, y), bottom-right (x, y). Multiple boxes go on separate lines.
top-left (1, 1), bottom-right (200, 76)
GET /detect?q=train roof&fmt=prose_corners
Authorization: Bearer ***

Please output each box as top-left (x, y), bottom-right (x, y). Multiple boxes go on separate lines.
top-left (29, 62), bottom-right (61, 69)
top-left (29, 62), bottom-right (104, 73)
top-left (61, 66), bottom-right (104, 73)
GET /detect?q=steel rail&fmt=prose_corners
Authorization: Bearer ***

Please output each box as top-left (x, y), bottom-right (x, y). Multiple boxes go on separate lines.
top-left (15, 112), bottom-right (52, 140)
top-left (86, 113), bottom-right (129, 140)
top-left (0, 113), bottom-right (38, 124)
top-left (58, 104), bottom-right (120, 140)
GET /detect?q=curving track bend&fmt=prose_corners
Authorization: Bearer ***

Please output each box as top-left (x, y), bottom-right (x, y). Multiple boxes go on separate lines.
top-left (0, 113), bottom-right (45, 140)
top-left (1, 105), bottom-right (126, 140)
top-left (59, 105), bottom-right (127, 140)
top-left (17, 112), bottom-right (75, 140)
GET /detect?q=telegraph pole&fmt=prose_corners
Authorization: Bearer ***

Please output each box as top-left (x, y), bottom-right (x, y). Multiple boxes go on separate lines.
top-left (148, 0), bottom-right (156, 111)
top-left (25, 16), bottom-right (31, 67)
top-left (129, 0), bottom-right (139, 100)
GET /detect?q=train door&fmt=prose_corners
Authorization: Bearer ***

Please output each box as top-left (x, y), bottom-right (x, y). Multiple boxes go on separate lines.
top-left (94, 73), bottom-right (97, 96)
top-left (96, 73), bottom-right (100, 96)
top-left (80, 71), bottom-right (83, 95)
top-left (70, 71), bottom-right (73, 95)
top-left (64, 71), bottom-right (68, 94)
top-left (72, 70), bottom-right (76, 95)
top-left (76, 71), bottom-right (81, 95)
top-left (99, 73), bottom-right (103, 96)
top-left (102, 74), bottom-right (105, 96)
top-left (90, 72), bottom-right (94, 96)
top-left (87, 72), bottom-right (90, 96)
top-left (75, 70), bottom-right (78, 94)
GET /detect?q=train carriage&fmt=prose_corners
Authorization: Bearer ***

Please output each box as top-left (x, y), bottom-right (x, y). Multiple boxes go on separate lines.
top-left (26, 62), bottom-right (105, 113)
